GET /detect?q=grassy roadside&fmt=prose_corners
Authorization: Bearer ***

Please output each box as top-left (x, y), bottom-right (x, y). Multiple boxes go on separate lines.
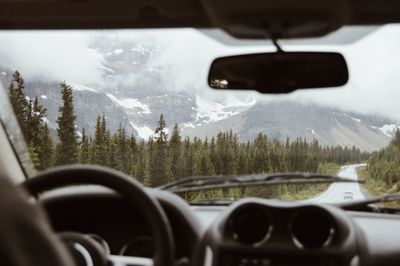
top-left (357, 165), bottom-right (400, 208)
top-left (278, 163), bottom-right (340, 201)
top-left (317, 162), bottom-right (341, 176)
top-left (357, 165), bottom-right (388, 197)
top-left (185, 163), bottom-right (341, 203)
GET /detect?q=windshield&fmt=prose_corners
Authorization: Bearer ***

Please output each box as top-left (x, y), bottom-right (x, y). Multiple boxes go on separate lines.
top-left (0, 26), bottom-right (399, 204)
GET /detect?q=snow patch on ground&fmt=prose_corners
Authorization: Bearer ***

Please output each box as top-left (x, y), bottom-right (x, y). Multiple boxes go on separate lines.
top-left (130, 122), bottom-right (154, 140)
top-left (40, 95), bottom-right (47, 100)
top-left (106, 94), bottom-right (151, 114)
top-left (113, 49), bottom-right (123, 55)
top-left (1, 71), bottom-right (6, 75)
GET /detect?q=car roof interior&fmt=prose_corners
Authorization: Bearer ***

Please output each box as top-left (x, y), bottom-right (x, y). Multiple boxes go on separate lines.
top-left (1, 0), bottom-right (400, 39)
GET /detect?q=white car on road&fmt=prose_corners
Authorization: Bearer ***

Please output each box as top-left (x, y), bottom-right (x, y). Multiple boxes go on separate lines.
top-left (344, 191), bottom-right (354, 201)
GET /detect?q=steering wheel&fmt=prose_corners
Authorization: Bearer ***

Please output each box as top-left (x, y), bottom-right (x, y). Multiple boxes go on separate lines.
top-left (21, 165), bottom-right (175, 266)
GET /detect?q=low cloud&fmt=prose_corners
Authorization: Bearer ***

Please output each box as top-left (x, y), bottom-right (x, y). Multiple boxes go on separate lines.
top-left (0, 26), bottom-right (400, 120)
top-left (0, 31), bottom-right (105, 85)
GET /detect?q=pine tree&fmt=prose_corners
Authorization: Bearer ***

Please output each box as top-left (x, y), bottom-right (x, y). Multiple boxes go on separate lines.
top-left (25, 96), bottom-right (49, 170)
top-left (392, 129), bottom-right (400, 148)
top-left (116, 125), bottom-right (130, 174)
top-left (8, 71), bottom-right (28, 138)
top-left (79, 127), bottom-right (90, 164)
top-left (236, 146), bottom-right (248, 175)
top-left (55, 82), bottom-right (79, 165)
top-left (169, 123), bottom-right (184, 180)
top-left (183, 137), bottom-right (194, 178)
top-left (150, 114), bottom-right (171, 186)
top-left (37, 123), bottom-right (54, 170)
top-left (194, 149), bottom-right (215, 176)
top-left (28, 144), bottom-right (40, 170)
top-left (92, 115), bottom-right (108, 165)
top-left (27, 97), bottom-right (46, 147)
top-left (209, 137), bottom-right (219, 174)
top-left (133, 141), bottom-right (150, 184)
top-left (108, 134), bottom-right (118, 169)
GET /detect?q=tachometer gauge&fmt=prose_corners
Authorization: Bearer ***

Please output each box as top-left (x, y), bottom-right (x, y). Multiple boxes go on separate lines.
top-left (120, 237), bottom-right (154, 258)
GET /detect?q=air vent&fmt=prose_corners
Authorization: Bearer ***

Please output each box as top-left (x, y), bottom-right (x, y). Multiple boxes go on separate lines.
top-left (230, 206), bottom-right (271, 245)
top-left (291, 209), bottom-right (335, 249)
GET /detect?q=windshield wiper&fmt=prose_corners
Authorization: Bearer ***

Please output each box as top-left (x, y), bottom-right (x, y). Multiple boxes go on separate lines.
top-left (158, 173), bottom-right (363, 194)
top-left (340, 194), bottom-right (400, 213)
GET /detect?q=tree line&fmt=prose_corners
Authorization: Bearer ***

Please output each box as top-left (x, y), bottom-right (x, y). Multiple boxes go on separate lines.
top-left (8, 70), bottom-right (368, 187)
top-left (368, 130), bottom-right (400, 190)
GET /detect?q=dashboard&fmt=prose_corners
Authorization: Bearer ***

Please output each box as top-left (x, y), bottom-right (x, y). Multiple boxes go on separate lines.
top-left (40, 186), bottom-right (202, 262)
top-left (39, 186), bottom-right (400, 266)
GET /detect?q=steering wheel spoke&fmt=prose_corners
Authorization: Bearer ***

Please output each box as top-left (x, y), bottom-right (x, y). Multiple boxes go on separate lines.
top-left (108, 255), bottom-right (153, 266)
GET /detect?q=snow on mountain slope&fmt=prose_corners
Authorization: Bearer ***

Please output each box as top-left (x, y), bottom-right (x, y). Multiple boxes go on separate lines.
top-left (376, 124), bottom-right (400, 137)
top-left (345, 113), bottom-right (361, 122)
top-left (70, 83), bottom-right (99, 93)
top-left (106, 93), bottom-right (151, 114)
top-left (130, 122), bottom-right (153, 140)
top-left (183, 101), bottom-right (397, 152)
top-left (119, 98), bottom-right (151, 114)
top-left (113, 49), bottom-right (123, 55)
top-left (195, 94), bottom-right (255, 124)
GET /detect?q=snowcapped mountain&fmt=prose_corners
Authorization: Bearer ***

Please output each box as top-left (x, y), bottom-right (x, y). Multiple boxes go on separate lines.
top-left (0, 33), bottom-right (398, 151)
top-left (183, 101), bottom-right (399, 151)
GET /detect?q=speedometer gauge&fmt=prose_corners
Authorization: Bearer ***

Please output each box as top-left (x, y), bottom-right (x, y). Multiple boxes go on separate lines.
top-left (120, 237), bottom-right (154, 258)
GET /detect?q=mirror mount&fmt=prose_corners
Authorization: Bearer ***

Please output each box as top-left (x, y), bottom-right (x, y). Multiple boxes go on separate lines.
top-left (272, 37), bottom-right (284, 54)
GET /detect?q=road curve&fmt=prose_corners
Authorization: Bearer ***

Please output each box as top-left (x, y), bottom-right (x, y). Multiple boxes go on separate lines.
top-left (306, 164), bottom-right (367, 204)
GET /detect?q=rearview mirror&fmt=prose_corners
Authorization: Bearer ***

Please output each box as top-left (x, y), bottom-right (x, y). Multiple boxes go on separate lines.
top-left (208, 52), bottom-right (349, 93)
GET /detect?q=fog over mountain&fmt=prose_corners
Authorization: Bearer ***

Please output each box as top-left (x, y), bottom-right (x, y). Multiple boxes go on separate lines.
top-left (0, 26), bottom-right (400, 151)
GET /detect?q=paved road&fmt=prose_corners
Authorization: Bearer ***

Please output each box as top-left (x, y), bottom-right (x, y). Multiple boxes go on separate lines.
top-left (307, 164), bottom-right (367, 204)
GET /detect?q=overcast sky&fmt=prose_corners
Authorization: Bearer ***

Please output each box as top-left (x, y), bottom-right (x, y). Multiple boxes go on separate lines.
top-left (0, 25), bottom-right (399, 120)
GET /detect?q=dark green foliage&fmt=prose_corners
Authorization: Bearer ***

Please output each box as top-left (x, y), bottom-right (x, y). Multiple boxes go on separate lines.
top-left (79, 127), bottom-right (90, 164)
top-left (368, 129), bottom-right (400, 189)
top-left (8, 71), bottom-right (368, 188)
top-left (91, 115), bottom-right (108, 165)
top-left (169, 124), bottom-right (184, 180)
top-left (8, 71), bottom-right (54, 171)
top-left (150, 114), bottom-right (171, 186)
top-left (8, 71), bottom-right (28, 137)
top-left (133, 140), bottom-right (150, 185)
top-left (37, 123), bottom-right (54, 170)
top-left (55, 82), bottom-right (79, 165)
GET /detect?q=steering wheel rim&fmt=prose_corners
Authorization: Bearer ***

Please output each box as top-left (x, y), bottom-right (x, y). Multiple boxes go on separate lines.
top-left (23, 165), bottom-right (175, 266)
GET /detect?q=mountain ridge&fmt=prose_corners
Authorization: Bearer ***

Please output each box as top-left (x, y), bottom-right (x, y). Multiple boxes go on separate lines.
top-left (1, 33), bottom-right (399, 152)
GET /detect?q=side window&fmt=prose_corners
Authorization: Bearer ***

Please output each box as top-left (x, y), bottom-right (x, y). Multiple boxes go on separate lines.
top-left (0, 79), bottom-right (36, 177)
